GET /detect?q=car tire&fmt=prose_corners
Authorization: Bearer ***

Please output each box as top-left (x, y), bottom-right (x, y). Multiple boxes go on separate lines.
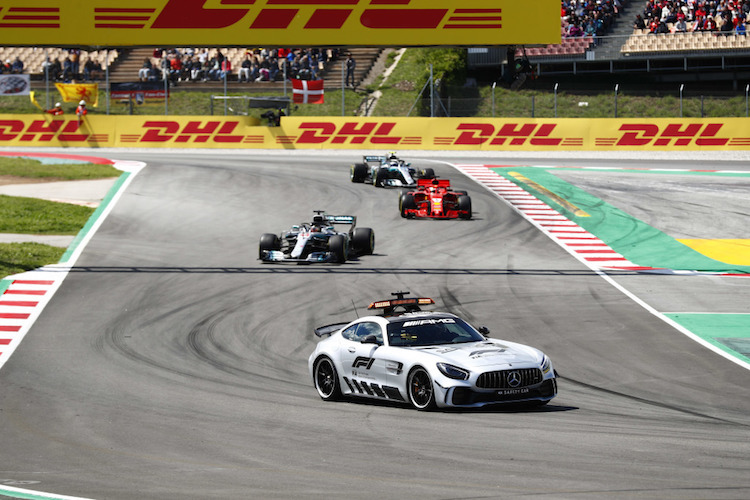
top-left (314, 356), bottom-right (342, 401)
top-left (372, 168), bottom-right (386, 187)
top-left (350, 163), bottom-right (367, 183)
top-left (420, 167), bottom-right (435, 179)
top-left (457, 195), bottom-right (472, 220)
top-left (407, 367), bottom-right (436, 410)
top-left (352, 227), bottom-right (375, 255)
top-left (400, 193), bottom-right (416, 218)
top-left (328, 234), bottom-right (348, 263)
top-left (259, 233), bottom-right (280, 259)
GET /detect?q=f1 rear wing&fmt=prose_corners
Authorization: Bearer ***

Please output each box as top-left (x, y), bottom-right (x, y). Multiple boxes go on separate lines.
top-left (417, 178), bottom-right (451, 188)
top-left (363, 155), bottom-right (386, 164)
top-left (324, 214), bottom-right (356, 226)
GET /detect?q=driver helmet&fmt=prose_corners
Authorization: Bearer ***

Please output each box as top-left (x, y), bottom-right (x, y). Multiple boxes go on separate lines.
top-left (54, 102), bottom-right (62, 108)
top-left (78, 100), bottom-right (86, 105)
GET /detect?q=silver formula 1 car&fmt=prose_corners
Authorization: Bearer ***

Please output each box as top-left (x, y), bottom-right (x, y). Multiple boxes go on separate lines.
top-left (309, 292), bottom-right (558, 410)
top-left (350, 152), bottom-right (435, 188)
top-left (259, 211), bottom-right (375, 263)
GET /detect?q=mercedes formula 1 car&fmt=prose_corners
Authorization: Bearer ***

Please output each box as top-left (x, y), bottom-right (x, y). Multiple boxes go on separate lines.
top-left (399, 178), bottom-right (472, 220)
top-left (309, 292), bottom-right (557, 410)
top-left (350, 152), bottom-right (435, 188)
top-left (259, 211), bottom-right (375, 263)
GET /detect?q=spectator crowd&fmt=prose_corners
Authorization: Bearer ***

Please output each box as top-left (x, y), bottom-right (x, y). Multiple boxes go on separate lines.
top-left (139, 47), bottom-right (340, 84)
top-left (561, 0), bottom-right (629, 39)
top-left (633, 0), bottom-right (750, 35)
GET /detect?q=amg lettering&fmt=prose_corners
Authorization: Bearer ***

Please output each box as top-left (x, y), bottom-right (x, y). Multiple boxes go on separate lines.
top-left (402, 318), bottom-right (456, 327)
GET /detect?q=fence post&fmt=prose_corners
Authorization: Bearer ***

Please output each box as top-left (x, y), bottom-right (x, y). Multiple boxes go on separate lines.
top-left (614, 84), bottom-right (619, 118)
top-left (554, 83), bottom-right (558, 118)
top-left (679, 84), bottom-right (684, 118)
top-left (492, 81), bottom-right (496, 117)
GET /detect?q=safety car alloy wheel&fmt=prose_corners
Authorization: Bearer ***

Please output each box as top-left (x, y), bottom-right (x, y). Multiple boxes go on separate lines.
top-left (314, 357), bottom-right (341, 401)
top-left (407, 367), bottom-right (436, 410)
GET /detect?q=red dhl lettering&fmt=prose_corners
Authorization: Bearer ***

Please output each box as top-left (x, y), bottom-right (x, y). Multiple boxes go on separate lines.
top-left (454, 123), bottom-right (563, 146)
top-left (616, 123), bottom-right (729, 146)
top-left (296, 121), bottom-right (400, 144)
top-left (0, 119), bottom-right (88, 142)
top-left (114, 0), bottom-right (472, 31)
top-left (140, 121), bottom-right (243, 143)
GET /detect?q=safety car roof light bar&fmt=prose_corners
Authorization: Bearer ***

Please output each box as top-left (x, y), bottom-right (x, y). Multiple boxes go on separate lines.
top-left (368, 291), bottom-right (435, 316)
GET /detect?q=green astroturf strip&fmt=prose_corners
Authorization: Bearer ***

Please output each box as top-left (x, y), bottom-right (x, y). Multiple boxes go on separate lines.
top-left (665, 313), bottom-right (750, 364)
top-left (491, 166), bottom-right (750, 274)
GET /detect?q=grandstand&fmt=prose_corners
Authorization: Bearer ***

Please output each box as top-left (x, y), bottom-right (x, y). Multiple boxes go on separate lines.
top-left (3, 45), bottom-right (381, 93)
top-left (466, 0), bottom-right (750, 89)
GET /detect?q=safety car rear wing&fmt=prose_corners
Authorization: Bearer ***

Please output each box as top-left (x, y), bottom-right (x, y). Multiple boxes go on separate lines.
top-left (314, 322), bottom-right (350, 337)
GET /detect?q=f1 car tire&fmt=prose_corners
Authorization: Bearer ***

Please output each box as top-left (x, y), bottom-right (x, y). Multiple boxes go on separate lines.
top-left (313, 356), bottom-right (342, 401)
top-left (372, 168), bottom-right (386, 187)
top-left (407, 367), bottom-right (436, 410)
top-left (259, 233), bottom-right (280, 259)
top-left (352, 227), bottom-right (375, 255)
top-left (400, 193), bottom-right (416, 218)
top-left (457, 195), bottom-right (472, 220)
top-left (350, 163), bottom-right (367, 183)
top-left (328, 234), bottom-right (349, 263)
top-left (419, 167), bottom-right (435, 179)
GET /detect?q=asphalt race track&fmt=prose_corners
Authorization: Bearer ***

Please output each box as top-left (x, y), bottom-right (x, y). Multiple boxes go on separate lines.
top-left (1, 150), bottom-right (749, 500)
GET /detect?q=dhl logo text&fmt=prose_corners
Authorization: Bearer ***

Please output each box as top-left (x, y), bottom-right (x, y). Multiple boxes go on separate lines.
top-left (452, 123), bottom-right (565, 146)
top-left (134, 121), bottom-right (245, 143)
top-left (613, 123), bottom-right (729, 146)
top-left (0, 119), bottom-right (93, 142)
top-left (76, 1), bottom-right (501, 32)
top-left (293, 121), bottom-right (401, 145)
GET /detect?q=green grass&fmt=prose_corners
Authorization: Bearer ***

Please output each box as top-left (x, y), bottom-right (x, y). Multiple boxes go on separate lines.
top-left (0, 156), bottom-right (121, 179)
top-left (0, 195), bottom-right (95, 234)
top-left (0, 242), bottom-right (65, 278)
top-left (0, 157), bottom-right (121, 280)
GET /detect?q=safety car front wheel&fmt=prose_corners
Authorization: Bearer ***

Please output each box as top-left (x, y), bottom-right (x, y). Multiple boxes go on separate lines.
top-left (407, 367), bottom-right (436, 410)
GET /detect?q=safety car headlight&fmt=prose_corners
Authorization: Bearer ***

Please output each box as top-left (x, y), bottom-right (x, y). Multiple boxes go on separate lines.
top-left (541, 355), bottom-right (552, 375)
top-left (437, 362), bottom-right (470, 380)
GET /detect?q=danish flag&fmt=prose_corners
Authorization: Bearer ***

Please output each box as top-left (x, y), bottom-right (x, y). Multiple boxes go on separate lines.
top-left (291, 78), bottom-right (324, 104)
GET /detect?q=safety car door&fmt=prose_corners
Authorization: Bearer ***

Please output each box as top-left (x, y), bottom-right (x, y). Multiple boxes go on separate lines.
top-left (340, 321), bottom-right (388, 398)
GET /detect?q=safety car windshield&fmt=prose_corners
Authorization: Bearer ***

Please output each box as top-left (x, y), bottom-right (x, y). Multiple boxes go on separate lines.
top-left (386, 316), bottom-right (485, 347)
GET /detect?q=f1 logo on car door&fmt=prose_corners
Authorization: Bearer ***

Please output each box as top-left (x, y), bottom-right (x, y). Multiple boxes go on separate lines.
top-left (341, 322), bottom-right (386, 382)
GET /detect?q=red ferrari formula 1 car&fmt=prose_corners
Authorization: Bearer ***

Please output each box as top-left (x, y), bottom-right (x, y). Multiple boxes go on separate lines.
top-left (399, 178), bottom-right (472, 220)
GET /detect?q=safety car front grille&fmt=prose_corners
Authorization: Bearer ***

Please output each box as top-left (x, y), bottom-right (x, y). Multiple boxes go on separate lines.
top-left (476, 368), bottom-right (542, 389)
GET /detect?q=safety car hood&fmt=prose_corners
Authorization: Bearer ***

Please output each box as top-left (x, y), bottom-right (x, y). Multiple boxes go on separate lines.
top-left (412, 340), bottom-right (540, 368)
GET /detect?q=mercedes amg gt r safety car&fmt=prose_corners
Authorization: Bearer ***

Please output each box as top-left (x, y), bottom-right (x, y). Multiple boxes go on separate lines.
top-left (350, 152), bottom-right (435, 188)
top-left (309, 292), bottom-right (557, 410)
top-left (400, 178), bottom-right (472, 219)
top-left (259, 211), bottom-right (375, 263)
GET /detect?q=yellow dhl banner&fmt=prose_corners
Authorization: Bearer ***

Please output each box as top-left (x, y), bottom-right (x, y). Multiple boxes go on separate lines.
top-left (1, 115), bottom-right (750, 150)
top-left (0, 0), bottom-right (560, 47)
top-left (55, 83), bottom-right (99, 107)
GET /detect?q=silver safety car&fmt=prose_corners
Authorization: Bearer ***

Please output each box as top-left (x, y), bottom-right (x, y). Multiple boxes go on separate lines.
top-left (309, 292), bottom-right (558, 410)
